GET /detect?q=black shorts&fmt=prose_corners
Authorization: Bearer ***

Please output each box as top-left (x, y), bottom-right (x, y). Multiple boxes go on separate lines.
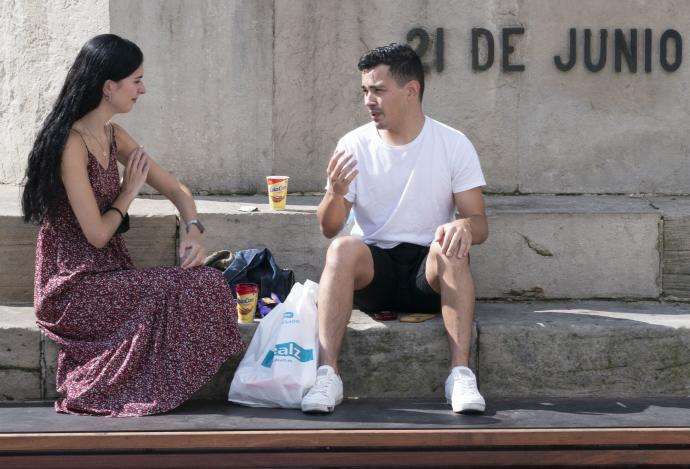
top-left (353, 242), bottom-right (441, 313)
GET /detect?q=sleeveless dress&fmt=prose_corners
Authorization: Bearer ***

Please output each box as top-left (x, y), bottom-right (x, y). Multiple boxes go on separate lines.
top-left (33, 128), bottom-right (244, 416)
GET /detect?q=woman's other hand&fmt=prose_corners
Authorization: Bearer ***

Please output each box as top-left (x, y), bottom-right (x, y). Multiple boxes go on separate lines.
top-left (179, 235), bottom-right (206, 269)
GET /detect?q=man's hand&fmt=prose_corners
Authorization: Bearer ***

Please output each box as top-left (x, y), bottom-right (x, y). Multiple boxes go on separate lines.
top-left (434, 218), bottom-right (473, 258)
top-left (327, 149), bottom-right (358, 196)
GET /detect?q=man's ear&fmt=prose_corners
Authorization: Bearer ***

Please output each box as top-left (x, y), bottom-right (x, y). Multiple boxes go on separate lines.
top-left (406, 80), bottom-right (421, 100)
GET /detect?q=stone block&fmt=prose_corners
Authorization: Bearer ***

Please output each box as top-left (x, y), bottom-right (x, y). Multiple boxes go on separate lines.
top-left (196, 311), bottom-right (477, 400)
top-left (0, 1), bottom-right (109, 185)
top-left (0, 215), bottom-right (38, 304)
top-left (124, 198), bottom-right (178, 267)
top-left (192, 194), bottom-right (664, 300)
top-left (472, 196), bottom-right (661, 299)
top-left (476, 302), bottom-right (690, 397)
top-left (0, 188), bottom-right (178, 304)
top-left (4, 301), bottom-right (690, 402)
top-left (195, 195), bottom-right (328, 283)
top-left (0, 370), bottom-right (41, 401)
top-left (273, 0), bottom-right (521, 194)
top-left (110, 0), bottom-right (274, 194)
top-left (42, 336), bottom-right (60, 400)
top-left (0, 189), bottom-right (669, 302)
top-left (516, 0), bottom-right (690, 194)
top-left (0, 306), bottom-right (39, 370)
top-left (5, 1), bottom-right (690, 195)
top-left (339, 312), bottom-right (478, 399)
top-left (649, 197), bottom-right (690, 299)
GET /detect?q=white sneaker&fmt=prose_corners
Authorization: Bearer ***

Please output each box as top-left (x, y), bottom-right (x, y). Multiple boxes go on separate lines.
top-left (301, 365), bottom-right (344, 413)
top-left (445, 366), bottom-right (485, 413)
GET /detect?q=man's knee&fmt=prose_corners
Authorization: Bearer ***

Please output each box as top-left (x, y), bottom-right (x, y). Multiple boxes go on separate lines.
top-left (428, 242), bottom-right (471, 274)
top-left (325, 236), bottom-right (369, 268)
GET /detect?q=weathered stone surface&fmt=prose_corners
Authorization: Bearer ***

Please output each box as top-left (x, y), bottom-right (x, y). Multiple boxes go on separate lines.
top-left (516, 0), bottom-right (690, 194)
top-left (476, 302), bottom-right (690, 398)
top-left (0, 215), bottom-right (38, 304)
top-left (0, 186), bottom-right (178, 303)
top-left (123, 198), bottom-right (178, 267)
top-left (0, 370), bottom-right (41, 401)
top-left (42, 336), bottom-right (60, 400)
top-left (195, 195), bottom-right (328, 284)
top-left (196, 311), bottom-right (477, 400)
top-left (649, 197), bottom-right (690, 299)
top-left (4, 1), bottom-right (690, 194)
top-left (473, 196), bottom-right (661, 299)
top-left (110, 0), bottom-right (274, 194)
top-left (339, 312), bottom-right (478, 398)
top-left (0, 190), bottom-right (666, 301)
top-left (7, 302), bottom-right (690, 401)
top-left (273, 0), bottom-right (521, 193)
top-left (0, 306), bottom-right (39, 370)
top-left (0, 0), bottom-right (109, 185)
top-left (198, 194), bottom-right (663, 299)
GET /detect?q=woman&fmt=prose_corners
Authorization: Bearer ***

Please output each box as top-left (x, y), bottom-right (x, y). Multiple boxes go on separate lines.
top-left (22, 34), bottom-right (244, 417)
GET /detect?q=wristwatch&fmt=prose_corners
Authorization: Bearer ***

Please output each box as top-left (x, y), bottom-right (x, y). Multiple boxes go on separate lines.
top-left (185, 218), bottom-right (205, 234)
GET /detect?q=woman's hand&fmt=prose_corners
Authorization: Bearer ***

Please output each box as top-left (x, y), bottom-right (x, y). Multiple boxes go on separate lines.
top-left (121, 146), bottom-right (150, 198)
top-left (179, 234), bottom-right (206, 269)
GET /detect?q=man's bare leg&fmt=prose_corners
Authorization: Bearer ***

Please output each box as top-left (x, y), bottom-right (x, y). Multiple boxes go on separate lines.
top-left (317, 236), bottom-right (375, 372)
top-left (425, 241), bottom-right (484, 412)
top-left (425, 242), bottom-right (475, 365)
top-left (301, 236), bottom-right (374, 413)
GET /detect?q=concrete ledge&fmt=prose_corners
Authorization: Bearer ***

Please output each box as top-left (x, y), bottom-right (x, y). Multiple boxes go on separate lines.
top-left (171, 194), bottom-right (666, 300)
top-left (473, 195), bottom-right (661, 299)
top-left (0, 186), bottom-right (177, 304)
top-left (0, 305), bottom-right (41, 400)
top-left (2, 302), bottom-right (688, 402)
top-left (649, 197), bottom-right (690, 300)
top-left (195, 195), bottom-right (327, 284)
top-left (476, 302), bottom-right (690, 398)
top-left (0, 187), bottom-right (675, 301)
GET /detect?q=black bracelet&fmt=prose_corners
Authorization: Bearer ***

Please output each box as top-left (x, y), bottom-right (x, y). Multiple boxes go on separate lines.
top-left (106, 206), bottom-right (125, 221)
top-left (105, 206), bottom-right (130, 234)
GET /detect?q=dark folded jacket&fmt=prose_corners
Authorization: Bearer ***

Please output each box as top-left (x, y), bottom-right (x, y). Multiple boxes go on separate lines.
top-left (222, 248), bottom-right (295, 302)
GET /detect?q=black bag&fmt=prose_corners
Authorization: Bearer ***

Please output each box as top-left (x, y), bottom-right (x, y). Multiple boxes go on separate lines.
top-left (222, 248), bottom-right (295, 302)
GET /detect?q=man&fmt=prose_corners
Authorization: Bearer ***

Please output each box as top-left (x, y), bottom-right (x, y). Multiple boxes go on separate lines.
top-left (301, 43), bottom-right (488, 414)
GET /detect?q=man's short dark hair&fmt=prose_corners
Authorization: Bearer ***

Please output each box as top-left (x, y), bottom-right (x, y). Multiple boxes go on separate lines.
top-left (358, 43), bottom-right (425, 101)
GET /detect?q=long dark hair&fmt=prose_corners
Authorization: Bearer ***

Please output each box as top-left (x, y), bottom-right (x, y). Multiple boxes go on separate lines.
top-left (22, 34), bottom-right (143, 224)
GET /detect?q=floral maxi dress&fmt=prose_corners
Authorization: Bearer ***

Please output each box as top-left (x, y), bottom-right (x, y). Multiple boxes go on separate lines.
top-left (33, 132), bottom-right (244, 416)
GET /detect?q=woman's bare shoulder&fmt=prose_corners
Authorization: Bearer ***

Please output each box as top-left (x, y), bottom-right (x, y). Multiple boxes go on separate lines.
top-left (63, 130), bottom-right (88, 165)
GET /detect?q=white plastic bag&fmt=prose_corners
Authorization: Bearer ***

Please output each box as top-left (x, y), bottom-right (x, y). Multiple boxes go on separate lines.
top-left (228, 280), bottom-right (319, 408)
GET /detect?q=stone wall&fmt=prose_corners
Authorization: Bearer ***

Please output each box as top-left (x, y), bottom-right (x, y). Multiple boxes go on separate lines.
top-left (2, 0), bottom-right (690, 194)
top-left (0, 0), bottom-right (109, 184)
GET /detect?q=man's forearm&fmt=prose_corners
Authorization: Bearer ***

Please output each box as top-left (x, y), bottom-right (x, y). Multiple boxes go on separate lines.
top-left (317, 191), bottom-right (350, 238)
top-left (465, 214), bottom-right (488, 244)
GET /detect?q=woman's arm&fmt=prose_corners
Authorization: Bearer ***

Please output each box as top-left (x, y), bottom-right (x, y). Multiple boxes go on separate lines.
top-left (61, 132), bottom-right (148, 248)
top-left (113, 123), bottom-right (205, 268)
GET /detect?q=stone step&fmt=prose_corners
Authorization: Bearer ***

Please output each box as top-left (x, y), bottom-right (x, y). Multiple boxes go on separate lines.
top-left (2, 301), bottom-right (689, 402)
top-left (0, 185), bottom-right (178, 304)
top-left (3, 185), bottom-right (687, 301)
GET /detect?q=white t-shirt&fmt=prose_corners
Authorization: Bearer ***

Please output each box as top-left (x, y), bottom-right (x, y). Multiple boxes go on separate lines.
top-left (333, 116), bottom-right (486, 249)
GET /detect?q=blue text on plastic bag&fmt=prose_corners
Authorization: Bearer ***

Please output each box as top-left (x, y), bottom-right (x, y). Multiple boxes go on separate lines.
top-left (261, 342), bottom-right (314, 368)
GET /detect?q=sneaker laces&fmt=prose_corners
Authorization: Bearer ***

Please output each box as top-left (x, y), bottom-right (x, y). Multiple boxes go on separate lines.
top-left (308, 373), bottom-right (338, 399)
top-left (453, 371), bottom-right (479, 395)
